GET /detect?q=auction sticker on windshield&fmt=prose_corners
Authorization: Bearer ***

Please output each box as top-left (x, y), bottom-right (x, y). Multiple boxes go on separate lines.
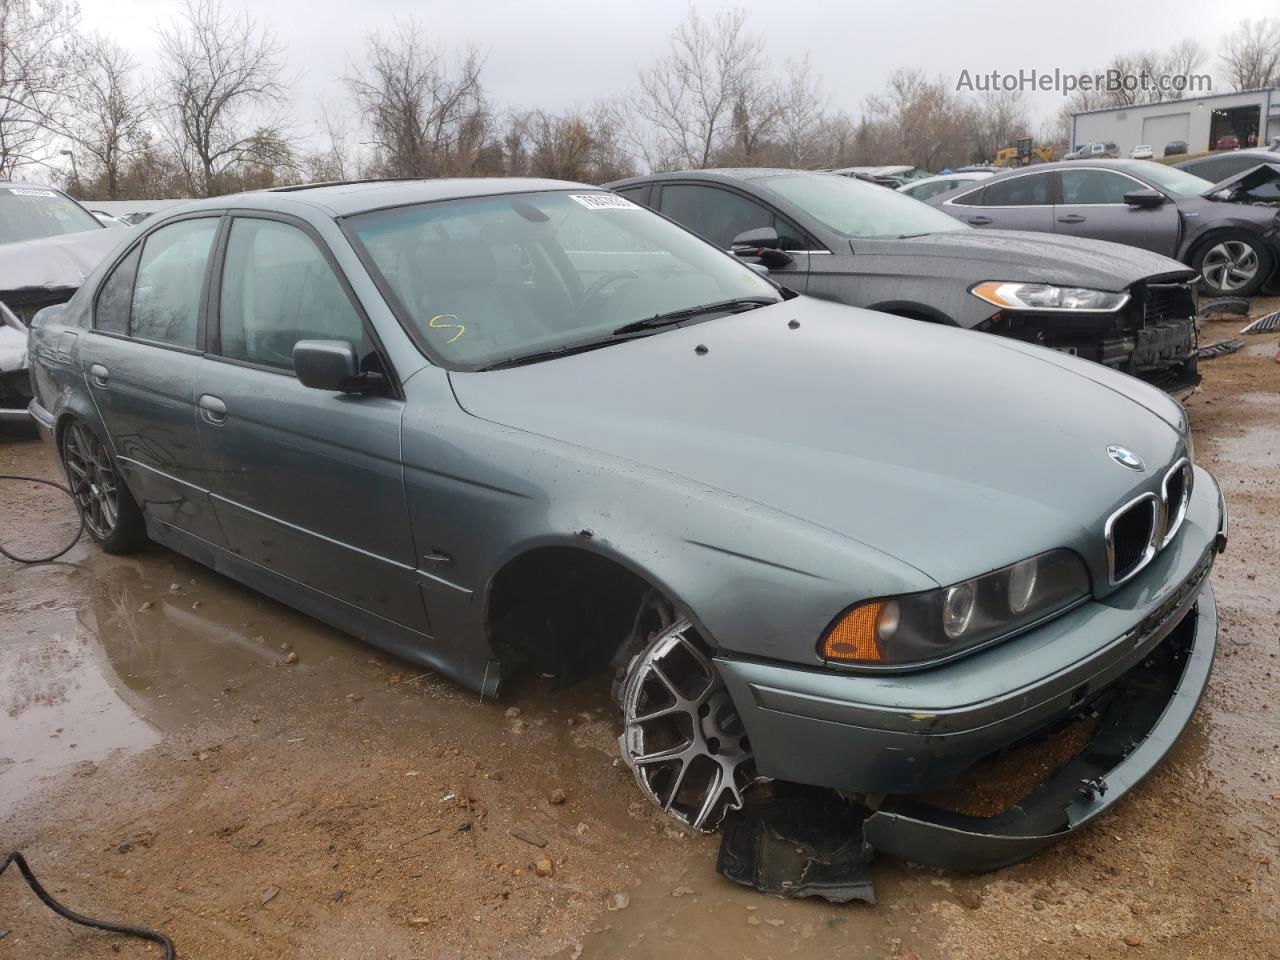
top-left (569, 194), bottom-right (640, 210)
top-left (6, 188), bottom-right (58, 198)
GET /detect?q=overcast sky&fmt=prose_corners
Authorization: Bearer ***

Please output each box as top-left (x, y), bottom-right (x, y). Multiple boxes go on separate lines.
top-left (81, 0), bottom-right (1279, 145)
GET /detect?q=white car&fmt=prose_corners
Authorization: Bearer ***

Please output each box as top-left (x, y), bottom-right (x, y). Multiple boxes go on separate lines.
top-left (896, 170), bottom-right (998, 202)
top-left (1131, 145), bottom-right (1154, 159)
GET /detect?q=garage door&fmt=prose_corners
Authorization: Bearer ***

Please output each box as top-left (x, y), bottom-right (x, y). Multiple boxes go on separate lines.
top-left (1143, 113), bottom-right (1190, 153)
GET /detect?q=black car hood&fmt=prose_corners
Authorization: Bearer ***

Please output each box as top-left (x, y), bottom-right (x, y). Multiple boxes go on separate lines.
top-left (449, 298), bottom-right (1182, 587)
top-left (861, 230), bottom-right (1194, 290)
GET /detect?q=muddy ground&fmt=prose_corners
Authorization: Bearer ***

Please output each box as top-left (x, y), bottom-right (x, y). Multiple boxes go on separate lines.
top-left (2, 310), bottom-right (1278, 960)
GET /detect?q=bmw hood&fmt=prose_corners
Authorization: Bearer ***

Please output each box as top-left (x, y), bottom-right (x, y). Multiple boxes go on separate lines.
top-left (877, 230), bottom-right (1195, 290)
top-left (450, 298), bottom-right (1185, 588)
top-left (0, 227), bottom-right (122, 297)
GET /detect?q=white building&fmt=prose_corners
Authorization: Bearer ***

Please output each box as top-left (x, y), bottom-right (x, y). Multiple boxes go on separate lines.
top-left (1071, 88), bottom-right (1280, 158)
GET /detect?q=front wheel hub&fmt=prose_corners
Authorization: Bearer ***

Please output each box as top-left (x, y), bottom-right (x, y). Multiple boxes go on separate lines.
top-left (617, 619), bottom-right (762, 832)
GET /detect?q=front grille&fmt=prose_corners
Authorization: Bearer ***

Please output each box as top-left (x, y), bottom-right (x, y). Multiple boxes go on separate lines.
top-left (1108, 495), bottom-right (1159, 584)
top-left (1161, 459), bottom-right (1193, 547)
top-left (1142, 283), bottom-right (1196, 325)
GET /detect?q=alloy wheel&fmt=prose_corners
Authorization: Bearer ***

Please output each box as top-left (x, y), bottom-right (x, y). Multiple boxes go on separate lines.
top-left (1202, 241), bottom-right (1259, 292)
top-left (62, 422), bottom-right (120, 540)
top-left (618, 619), bottom-right (762, 831)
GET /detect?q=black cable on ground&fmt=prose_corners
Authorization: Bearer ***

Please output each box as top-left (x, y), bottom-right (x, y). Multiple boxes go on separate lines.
top-left (0, 474), bottom-right (84, 563)
top-left (0, 851), bottom-right (175, 957)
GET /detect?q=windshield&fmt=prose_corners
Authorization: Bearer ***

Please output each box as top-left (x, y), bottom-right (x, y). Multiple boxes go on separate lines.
top-left (347, 191), bottom-right (781, 369)
top-left (1135, 163), bottom-right (1213, 197)
top-left (764, 173), bottom-right (969, 238)
top-left (0, 186), bottom-right (102, 244)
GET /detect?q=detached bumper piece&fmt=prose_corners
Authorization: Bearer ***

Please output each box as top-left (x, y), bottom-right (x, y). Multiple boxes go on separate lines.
top-left (716, 587), bottom-right (1215, 896)
top-left (864, 586), bottom-right (1215, 873)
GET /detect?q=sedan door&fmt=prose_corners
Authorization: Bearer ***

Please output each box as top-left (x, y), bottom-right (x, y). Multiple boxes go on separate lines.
top-left (1054, 168), bottom-right (1180, 256)
top-left (654, 182), bottom-right (812, 290)
top-left (78, 215), bottom-right (226, 545)
top-left (941, 171), bottom-right (1056, 232)
top-left (193, 213), bottom-right (428, 632)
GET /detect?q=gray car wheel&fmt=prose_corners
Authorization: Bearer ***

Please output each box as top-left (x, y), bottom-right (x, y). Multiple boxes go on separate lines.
top-left (617, 618), bottom-right (762, 831)
top-left (1196, 235), bottom-right (1271, 296)
top-left (60, 419), bottom-right (147, 554)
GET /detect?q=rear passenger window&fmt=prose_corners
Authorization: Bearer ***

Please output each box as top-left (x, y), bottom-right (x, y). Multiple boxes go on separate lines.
top-left (95, 246), bottom-right (140, 335)
top-left (130, 218), bottom-right (219, 348)
top-left (218, 218), bottom-right (363, 372)
top-left (981, 174), bottom-right (1052, 206)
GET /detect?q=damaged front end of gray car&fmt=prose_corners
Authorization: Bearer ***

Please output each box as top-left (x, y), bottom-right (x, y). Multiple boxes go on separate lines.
top-left (0, 300), bottom-right (34, 423)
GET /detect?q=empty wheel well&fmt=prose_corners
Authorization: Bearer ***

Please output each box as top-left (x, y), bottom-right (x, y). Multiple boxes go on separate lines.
top-left (486, 547), bottom-right (670, 682)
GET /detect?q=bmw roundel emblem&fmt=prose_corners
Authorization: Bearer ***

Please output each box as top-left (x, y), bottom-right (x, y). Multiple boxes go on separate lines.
top-left (1107, 445), bottom-right (1145, 471)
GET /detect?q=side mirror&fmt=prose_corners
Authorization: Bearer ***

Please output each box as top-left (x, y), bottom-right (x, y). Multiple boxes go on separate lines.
top-left (1123, 189), bottom-right (1165, 208)
top-left (294, 339), bottom-right (368, 393)
top-left (730, 227), bottom-right (794, 268)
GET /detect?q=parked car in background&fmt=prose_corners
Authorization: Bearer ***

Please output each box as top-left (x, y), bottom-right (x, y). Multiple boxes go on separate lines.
top-left (1131, 144), bottom-right (1154, 159)
top-left (896, 169), bottom-right (997, 202)
top-left (1091, 142), bottom-right (1120, 158)
top-left (1164, 140), bottom-right (1189, 157)
top-left (1215, 133), bottom-right (1240, 151)
top-left (831, 165), bottom-right (929, 187)
top-left (931, 159), bottom-right (1280, 296)
top-left (610, 168), bottom-right (1200, 386)
top-left (1174, 147), bottom-right (1280, 201)
top-left (0, 300), bottom-right (31, 422)
top-left (25, 177), bottom-right (1226, 870)
top-left (1, 181), bottom-right (122, 323)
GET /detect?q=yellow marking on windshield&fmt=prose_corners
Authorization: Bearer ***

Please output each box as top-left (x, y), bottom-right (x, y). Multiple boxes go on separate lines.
top-left (429, 314), bottom-right (465, 344)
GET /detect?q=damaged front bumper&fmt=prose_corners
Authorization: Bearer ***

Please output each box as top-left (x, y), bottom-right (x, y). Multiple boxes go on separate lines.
top-left (716, 468), bottom-right (1224, 874)
top-left (862, 582), bottom-right (1214, 871)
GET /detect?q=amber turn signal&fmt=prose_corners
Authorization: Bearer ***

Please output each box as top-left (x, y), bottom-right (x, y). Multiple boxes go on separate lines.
top-left (821, 602), bottom-right (885, 663)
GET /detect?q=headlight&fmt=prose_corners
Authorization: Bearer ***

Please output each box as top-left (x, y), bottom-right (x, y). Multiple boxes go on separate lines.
top-left (971, 281), bottom-right (1129, 313)
top-left (820, 549), bottom-right (1091, 666)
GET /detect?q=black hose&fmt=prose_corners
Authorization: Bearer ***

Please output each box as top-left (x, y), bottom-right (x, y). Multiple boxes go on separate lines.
top-left (0, 474), bottom-right (84, 563)
top-left (0, 851), bottom-right (175, 957)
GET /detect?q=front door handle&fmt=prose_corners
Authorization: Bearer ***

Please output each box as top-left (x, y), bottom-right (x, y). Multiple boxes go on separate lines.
top-left (88, 363), bottom-right (109, 386)
top-left (1057, 214), bottom-right (1087, 223)
top-left (198, 394), bottom-right (227, 424)
top-left (965, 215), bottom-right (992, 225)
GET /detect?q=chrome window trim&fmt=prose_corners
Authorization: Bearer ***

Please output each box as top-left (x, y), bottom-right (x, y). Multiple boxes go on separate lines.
top-left (1105, 492), bottom-right (1161, 587)
top-left (1161, 457), bottom-right (1194, 548)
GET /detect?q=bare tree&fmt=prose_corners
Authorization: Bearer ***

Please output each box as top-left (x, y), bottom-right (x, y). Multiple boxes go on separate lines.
top-left (861, 69), bottom-right (977, 170)
top-left (302, 101), bottom-right (355, 183)
top-left (156, 0), bottom-right (292, 196)
top-left (0, 0), bottom-right (78, 178)
top-left (347, 21), bottom-right (488, 178)
top-left (630, 7), bottom-right (772, 170)
top-left (1219, 19), bottom-right (1280, 91)
top-left (773, 56), bottom-right (829, 167)
top-left (57, 33), bottom-right (149, 198)
top-left (513, 102), bottom-right (633, 183)
top-left (970, 88), bottom-right (1030, 162)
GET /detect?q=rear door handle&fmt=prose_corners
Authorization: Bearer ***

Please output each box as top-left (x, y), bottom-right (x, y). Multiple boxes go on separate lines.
top-left (1057, 214), bottom-right (1087, 223)
top-left (965, 215), bottom-right (992, 225)
top-left (88, 363), bottom-right (109, 386)
top-left (198, 394), bottom-right (227, 424)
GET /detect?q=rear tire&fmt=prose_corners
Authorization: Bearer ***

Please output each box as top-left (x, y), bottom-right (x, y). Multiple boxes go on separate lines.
top-left (1192, 231), bottom-right (1273, 297)
top-left (60, 418), bottom-right (148, 554)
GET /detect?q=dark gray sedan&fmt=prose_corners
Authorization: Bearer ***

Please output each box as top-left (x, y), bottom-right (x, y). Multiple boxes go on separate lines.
top-left (929, 159), bottom-right (1280, 296)
top-left (26, 178), bottom-right (1225, 873)
top-left (608, 168), bottom-right (1199, 386)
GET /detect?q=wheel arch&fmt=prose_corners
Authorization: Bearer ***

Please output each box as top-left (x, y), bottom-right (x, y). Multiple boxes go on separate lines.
top-left (480, 534), bottom-right (704, 682)
top-left (867, 301), bottom-right (957, 325)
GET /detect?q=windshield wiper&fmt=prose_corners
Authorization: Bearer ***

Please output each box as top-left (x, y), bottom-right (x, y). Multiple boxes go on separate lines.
top-left (478, 297), bottom-right (780, 371)
top-left (611, 297), bottom-right (778, 335)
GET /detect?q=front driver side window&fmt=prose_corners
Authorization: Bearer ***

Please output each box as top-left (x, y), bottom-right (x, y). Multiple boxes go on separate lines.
top-left (1061, 169), bottom-right (1139, 204)
top-left (659, 184), bottom-right (806, 250)
top-left (218, 218), bottom-right (364, 372)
